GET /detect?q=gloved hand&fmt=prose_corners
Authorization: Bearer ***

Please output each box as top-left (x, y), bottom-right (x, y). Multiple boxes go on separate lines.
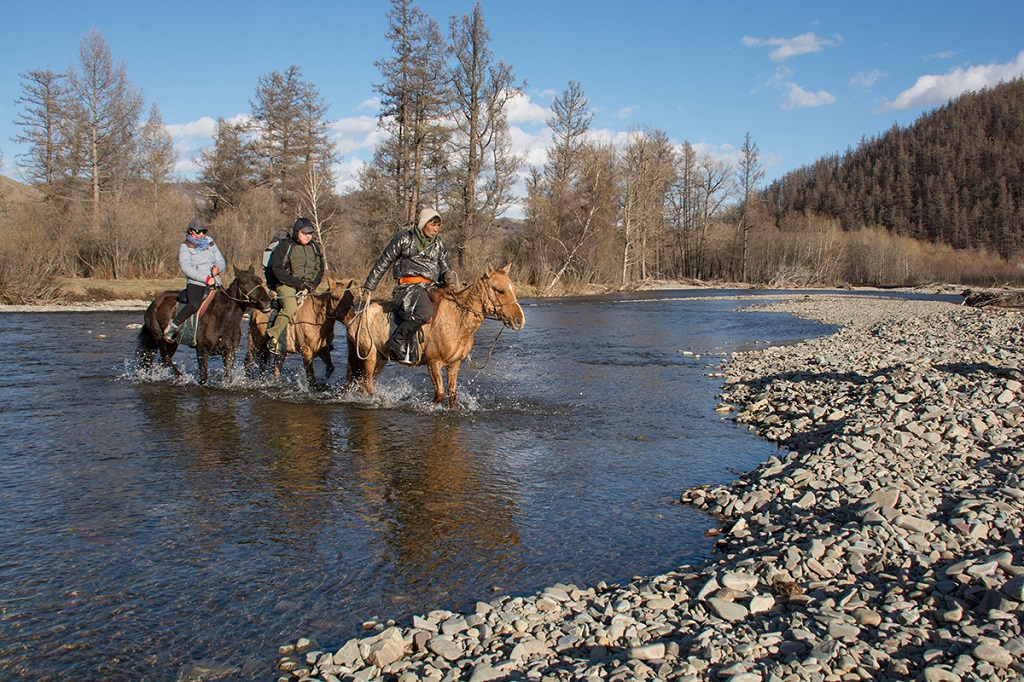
top-left (301, 282), bottom-right (314, 293)
top-left (205, 275), bottom-right (216, 286)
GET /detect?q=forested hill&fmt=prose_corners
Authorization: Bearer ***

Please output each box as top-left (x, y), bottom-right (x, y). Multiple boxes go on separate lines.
top-left (763, 78), bottom-right (1024, 258)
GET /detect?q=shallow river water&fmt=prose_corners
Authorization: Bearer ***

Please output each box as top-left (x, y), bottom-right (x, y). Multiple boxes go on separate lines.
top-left (0, 289), bottom-right (864, 680)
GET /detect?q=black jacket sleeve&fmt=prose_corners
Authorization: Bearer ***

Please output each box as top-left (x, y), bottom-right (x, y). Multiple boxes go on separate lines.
top-left (269, 239), bottom-right (302, 289)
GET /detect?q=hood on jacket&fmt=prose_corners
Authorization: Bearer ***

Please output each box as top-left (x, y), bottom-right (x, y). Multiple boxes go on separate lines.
top-left (293, 217), bottom-right (316, 240)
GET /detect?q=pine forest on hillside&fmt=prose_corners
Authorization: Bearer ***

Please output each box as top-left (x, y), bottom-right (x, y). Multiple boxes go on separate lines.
top-left (2, 0), bottom-right (1023, 304)
top-left (765, 78), bottom-right (1024, 259)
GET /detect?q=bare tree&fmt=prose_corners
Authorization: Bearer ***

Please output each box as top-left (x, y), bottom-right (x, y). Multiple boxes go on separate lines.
top-left (13, 69), bottom-right (74, 194)
top-left (299, 155), bottom-right (337, 268)
top-left (249, 65), bottom-right (337, 215)
top-left (446, 2), bottom-right (523, 269)
top-left (67, 28), bottom-right (144, 225)
top-left (621, 127), bottom-right (676, 284)
top-left (735, 131), bottom-right (765, 281)
top-left (371, 0), bottom-right (451, 226)
top-left (137, 103), bottom-right (176, 207)
top-left (198, 117), bottom-right (260, 214)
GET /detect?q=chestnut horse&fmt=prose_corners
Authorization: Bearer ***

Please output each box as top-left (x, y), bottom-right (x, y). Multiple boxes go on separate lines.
top-left (344, 264), bottom-right (525, 408)
top-left (244, 278), bottom-right (356, 388)
top-left (136, 266), bottom-right (274, 384)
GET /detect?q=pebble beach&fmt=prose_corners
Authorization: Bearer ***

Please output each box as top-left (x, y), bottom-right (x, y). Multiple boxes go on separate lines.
top-left (276, 294), bottom-right (1024, 682)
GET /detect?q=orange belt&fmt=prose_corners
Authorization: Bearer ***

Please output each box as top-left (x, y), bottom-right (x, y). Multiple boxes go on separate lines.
top-left (398, 276), bottom-right (432, 285)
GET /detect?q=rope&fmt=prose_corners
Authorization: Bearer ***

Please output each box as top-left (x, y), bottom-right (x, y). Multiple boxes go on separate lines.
top-left (464, 324), bottom-right (504, 370)
top-left (354, 289), bottom-right (375, 361)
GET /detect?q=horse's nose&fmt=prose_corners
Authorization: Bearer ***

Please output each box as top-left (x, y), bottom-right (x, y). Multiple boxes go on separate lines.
top-left (510, 314), bottom-right (525, 330)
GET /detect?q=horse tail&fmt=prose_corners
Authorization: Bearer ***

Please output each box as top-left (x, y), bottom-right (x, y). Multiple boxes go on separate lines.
top-left (136, 324), bottom-right (159, 368)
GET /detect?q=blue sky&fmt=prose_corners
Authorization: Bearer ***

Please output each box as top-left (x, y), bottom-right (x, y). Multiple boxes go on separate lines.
top-left (2, 0), bottom-right (1023, 213)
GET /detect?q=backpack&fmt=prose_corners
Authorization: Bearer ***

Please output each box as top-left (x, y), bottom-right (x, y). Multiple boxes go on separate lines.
top-left (262, 230), bottom-right (290, 286)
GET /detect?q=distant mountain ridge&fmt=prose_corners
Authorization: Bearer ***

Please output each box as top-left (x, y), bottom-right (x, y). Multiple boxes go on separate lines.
top-left (764, 78), bottom-right (1024, 258)
top-left (0, 174), bottom-right (43, 203)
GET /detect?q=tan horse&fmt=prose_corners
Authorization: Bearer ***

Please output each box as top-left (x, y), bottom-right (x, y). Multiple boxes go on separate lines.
top-left (344, 264), bottom-right (525, 408)
top-left (245, 278), bottom-right (356, 387)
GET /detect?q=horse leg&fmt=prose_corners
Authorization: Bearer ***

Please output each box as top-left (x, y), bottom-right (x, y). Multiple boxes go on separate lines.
top-left (223, 348), bottom-right (235, 384)
top-left (302, 349), bottom-right (319, 390)
top-left (320, 347), bottom-right (335, 381)
top-left (160, 342), bottom-right (182, 377)
top-left (197, 349), bottom-right (210, 385)
top-left (427, 360), bottom-right (446, 405)
top-left (446, 362), bottom-right (461, 409)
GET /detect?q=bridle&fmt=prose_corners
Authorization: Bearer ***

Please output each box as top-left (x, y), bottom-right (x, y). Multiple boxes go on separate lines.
top-left (220, 279), bottom-right (270, 310)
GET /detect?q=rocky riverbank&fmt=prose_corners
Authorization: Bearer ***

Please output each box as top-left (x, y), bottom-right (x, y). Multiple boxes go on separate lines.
top-left (277, 295), bottom-right (1024, 682)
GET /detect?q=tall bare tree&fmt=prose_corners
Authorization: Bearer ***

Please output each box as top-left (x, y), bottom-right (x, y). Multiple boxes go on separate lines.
top-left (67, 28), bottom-right (144, 225)
top-left (370, 0), bottom-right (451, 227)
top-left (621, 127), bottom-right (676, 284)
top-left (13, 69), bottom-right (75, 195)
top-left (446, 2), bottom-right (523, 269)
top-left (198, 117), bottom-right (260, 215)
top-left (249, 65), bottom-right (337, 215)
top-left (523, 81), bottom-right (596, 285)
top-left (137, 103), bottom-right (176, 207)
top-left (735, 131), bottom-right (765, 281)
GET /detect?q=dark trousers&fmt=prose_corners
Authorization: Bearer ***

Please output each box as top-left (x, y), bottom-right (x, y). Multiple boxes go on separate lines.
top-left (398, 287), bottom-right (434, 325)
top-left (172, 283), bottom-right (209, 325)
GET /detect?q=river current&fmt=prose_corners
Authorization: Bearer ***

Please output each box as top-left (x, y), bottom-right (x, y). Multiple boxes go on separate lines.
top-left (0, 289), bottom-right (934, 680)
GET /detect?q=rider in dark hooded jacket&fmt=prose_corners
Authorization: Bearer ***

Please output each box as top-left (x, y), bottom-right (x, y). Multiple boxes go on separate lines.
top-left (264, 217), bottom-right (324, 354)
top-left (363, 208), bottom-right (455, 363)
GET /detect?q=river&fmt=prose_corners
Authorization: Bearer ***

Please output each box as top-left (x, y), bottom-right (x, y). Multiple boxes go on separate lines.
top-left (1, 289), bottom-right (909, 680)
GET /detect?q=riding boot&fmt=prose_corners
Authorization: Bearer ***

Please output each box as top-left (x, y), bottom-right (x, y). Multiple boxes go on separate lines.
top-left (386, 320), bottom-right (421, 364)
top-left (162, 321), bottom-right (179, 343)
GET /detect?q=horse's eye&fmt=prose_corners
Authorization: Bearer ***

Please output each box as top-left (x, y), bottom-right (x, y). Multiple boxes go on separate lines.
top-left (495, 288), bottom-right (505, 295)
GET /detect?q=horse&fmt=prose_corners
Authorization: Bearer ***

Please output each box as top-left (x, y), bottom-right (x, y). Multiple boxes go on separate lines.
top-left (344, 263), bottom-right (525, 408)
top-left (136, 266), bottom-right (274, 384)
top-left (244, 278), bottom-right (356, 388)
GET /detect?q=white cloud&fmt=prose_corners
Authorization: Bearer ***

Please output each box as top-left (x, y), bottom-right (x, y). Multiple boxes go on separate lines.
top-left (782, 83), bottom-right (836, 110)
top-left (742, 32), bottom-right (843, 62)
top-left (330, 115), bottom-right (383, 155)
top-left (924, 50), bottom-right (958, 60)
top-left (506, 91), bottom-right (549, 126)
top-left (850, 69), bottom-right (884, 89)
top-left (882, 49), bottom-right (1024, 111)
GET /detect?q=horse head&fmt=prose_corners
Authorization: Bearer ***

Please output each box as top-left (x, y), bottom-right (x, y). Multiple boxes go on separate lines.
top-left (233, 265), bottom-right (274, 313)
top-left (482, 263), bottom-right (525, 330)
top-left (325, 277), bottom-right (356, 321)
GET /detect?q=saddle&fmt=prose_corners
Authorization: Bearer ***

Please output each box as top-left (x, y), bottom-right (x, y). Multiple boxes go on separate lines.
top-left (171, 288), bottom-right (216, 348)
top-left (388, 308), bottom-right (425, 365)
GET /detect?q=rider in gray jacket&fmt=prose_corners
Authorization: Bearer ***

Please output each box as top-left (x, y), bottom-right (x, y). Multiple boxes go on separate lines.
top-left (363, 208), bottom-right (455, 363)
top-left (163, 218), bottom-right (226, 342)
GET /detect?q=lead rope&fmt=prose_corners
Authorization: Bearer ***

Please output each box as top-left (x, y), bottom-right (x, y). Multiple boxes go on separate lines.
top-left (465, 324), bottom-right (505, 370)
top-left (354, 290), bottom-right (374, 361)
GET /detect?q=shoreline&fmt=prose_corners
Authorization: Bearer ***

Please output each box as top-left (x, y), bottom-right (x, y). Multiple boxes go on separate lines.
top-left (275, 294), bottom-right (1024, 681)
top-left (0, 281), bottom-right (969, 315)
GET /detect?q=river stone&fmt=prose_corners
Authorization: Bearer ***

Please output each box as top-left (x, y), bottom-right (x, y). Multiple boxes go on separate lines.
top-left (468, 664), bottom-right (505, 682)
top-left (894, 514), bottom-right (937, 533)
top-left (706, 597), bottom-right (748, 622)
top-left (628, 643), bottom-right (665, 661)
top-left (720, 571), bottom-right (758, 591)
top-left (923, 666), bottom-right (961, 682)
top-left (974, 643), bottom-right (1013, 667)
top-left (427, 635), bottom-right (464, 661)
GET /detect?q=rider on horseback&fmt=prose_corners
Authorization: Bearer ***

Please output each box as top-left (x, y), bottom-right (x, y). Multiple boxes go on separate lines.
top-left (362, 208), bottom-right (456, 364)
top-left (163, 218), bottom-right (225, 342)
top-left (265, 217), bottom-right (324, 355)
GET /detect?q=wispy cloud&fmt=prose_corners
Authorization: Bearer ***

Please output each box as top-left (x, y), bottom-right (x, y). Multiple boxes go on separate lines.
top-left (742, 32), bottom-right (843, 62)
top-left (882, 49), bottom-right (1024, 111)
top-left (850, 69), bottom-right (884, 89)
top-left (616, 105), bottom-right (640, 120)
top-left (923, 50), bottom-right (958, 61)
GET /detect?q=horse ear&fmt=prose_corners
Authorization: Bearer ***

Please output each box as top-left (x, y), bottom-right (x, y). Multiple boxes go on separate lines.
top-left (499, 262), bottom-right (512, 275)
top-left (485, 263), bottom-right (495, 277)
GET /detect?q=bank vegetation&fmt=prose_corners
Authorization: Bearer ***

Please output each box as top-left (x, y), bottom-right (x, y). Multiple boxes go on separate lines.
top-left (2, 3), bottom-right (1022, 305)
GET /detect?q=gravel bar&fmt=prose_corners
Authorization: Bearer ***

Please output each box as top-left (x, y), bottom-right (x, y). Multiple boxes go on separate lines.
top-left (276, 294), bottom-right (1024, 682)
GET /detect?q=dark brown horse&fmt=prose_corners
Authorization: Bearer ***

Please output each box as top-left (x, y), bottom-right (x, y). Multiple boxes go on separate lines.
top-left (244, 278), bottom-right (356, 388)
top-left (137, 266), bottom-right (273, 384)
top-left (344, 264), bottom-right (525, 408)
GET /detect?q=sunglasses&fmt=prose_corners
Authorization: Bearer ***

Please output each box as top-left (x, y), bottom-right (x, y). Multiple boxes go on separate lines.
top-left (191, 229), bottom-right (208, 235)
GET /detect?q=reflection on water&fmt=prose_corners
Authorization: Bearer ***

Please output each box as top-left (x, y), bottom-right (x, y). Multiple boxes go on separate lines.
top-left (0, 291), bottom-right (926, 680)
